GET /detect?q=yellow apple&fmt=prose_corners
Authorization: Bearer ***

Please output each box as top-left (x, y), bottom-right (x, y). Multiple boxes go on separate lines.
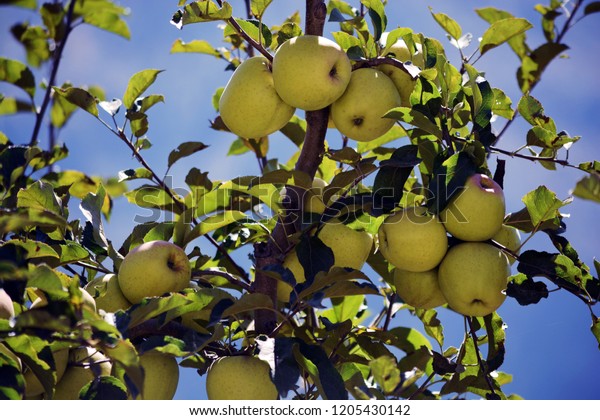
top-left (23, 347), bottom-right (69, 398)
top-left (278, 221), bottom-right (373, 302)
top-left (219, 56), bottom-right (295, 139)
top-left (206, 356), bottom-right (277, 400)
top-left (330, 68), bottom-right (402, 142)
top-left (53, 347), bottom-right (112, 400)
top-left (137, 352), bottom-right (179, 400)
top-left (440, 174), bottom-right (506, 241)
top-left (378, 39), bottom-right (424, 107)
top-left (393, 268), bottom-right (446, 309)
top-left (492, 225), bottom-right (522, 265)
top-left (84, 273), bottom-right (132, 313)
top-left (272, 35), bottom-right (352, 111)
top-left (438, 242), bottom-right (510, 317)
top-left (0, 289), bottom-right (14, 319)
top-left (118, 240), bottom-right (191, 304)
top-left (378, 206), bottom-right (448, 272)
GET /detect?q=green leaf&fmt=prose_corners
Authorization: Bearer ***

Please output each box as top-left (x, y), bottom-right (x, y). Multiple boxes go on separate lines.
top-left (221, 293), bottom-right (273, 317)
top-left (227, 138), bottom-right (250, 156)
top-left (517, 94), bottom-right (554, 129)
top-left (17, 180), bottom-right (63, 215)
top-left (50, 83), bottom-right (79, 128)
top-left (186, 210), bottom-right (248, 243)
top-left (11, 24), bottom-right (51, 67)
top-left (223, 18), bottom-right (272, 50)
top-left (479, 18), bottom-right (532, 55)
top-left (330, 295), bottom-right (364, 323)
top-left (122, 69), bottom-right (164, 109)
top-left (491, 88), bottom-right (514, 120)
top-left (415, 308), bottom-right (444, 348)
top-left (118, 168), bottom-right (153, 182)
top-left (167, 141), bottom-right (209, 171)
top-left (384, 107), bottom-right (442, 138)
top-left (427, 151), bottom-right (478, 214)
top-left (171, 1), bottom-right (233, 28)
top-left (170, 39), bottom-right (222, 57)
top-left (80, 376), bottom-right (128, 400)
top-left (3, 239), bottom-right (59, 260)
top-left (362, 0), bottom-right (387, 41)
top-left (522, 185), bottom-right (572, 226)
top-left (0, 349), bottom-right (24, 400)
top-left (292, 343), bottom-right (348, 400)
top-left (126, 293), bottom-right (192, 328)
top-left (52, 87), bottom-right (99, 117)
top-left (476, 8), bottom-right (529, 59)
top-left (517, 43), bottom-right (568, 93)
top-left (0, 96), bottom-right (33, 115)
top-left (74, 0), bottom-right (130, 39)
top-left (506, 273), bottom-right (549, 305)
top-left (370, 355), bottom-right (401, 394)
top-left (429, 8), bottom-right (462, 40)
top-left (250, 0), bottom-right (272, 19)
top-left (592, 317), bottom-right (600, 350)
top-left (578, 161), bottom-right (600, 174)
top-left (571, 174), bottom-right (600, 203)
top-left (276, 22), bottom-right (302, 47)
top-left (279, 115), bottom-right (306, 147)
top-left (372, 145), bottom-right (420, 214)
top-left (0, 57), bottom-right (35, 98)
top-left (0, 0), bottom-right (37, 9)
top-left (123, 185), bottom-right (177, 212)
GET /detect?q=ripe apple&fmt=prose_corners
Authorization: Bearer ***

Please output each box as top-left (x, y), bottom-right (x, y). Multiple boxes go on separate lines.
top-left (378, 39), bottom-right (424, 107)
top-left (0, 289), bottom-right (14, 319)
top-left (118, 240), bottom-right (191, 304)
top-left (278, 221), bottom-right (374, 302)
top-left (378, 206), bottom-right (448, 273)
top-left (272, 35), bottom-right (352, 111)
top-left (53, 347), bottom-right (112, 400)
top-left (438, 242), bottom-right (510, 317)
top-left (330, 68), bottom-right (402, 142)
top-left (440, 173), bottom-right (506, 242)
top-left (492, 225), bottom-right (521, 265)
top-left (137, 352), bottom-right (179, 400)
top-left (206, 355), bottom-right (277, 400)
top-left (84, 273), bottom-right (132, 313)
top-left (393, 268), bottom-right (447, 309)
top-left (219, 56), bottom-right (295, 139)
top-left (23, 347), bottom-right (69, 398)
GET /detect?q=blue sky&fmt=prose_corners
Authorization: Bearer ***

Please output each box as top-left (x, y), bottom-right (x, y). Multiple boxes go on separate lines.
top-left (1, 0), bottom-right (599, 400)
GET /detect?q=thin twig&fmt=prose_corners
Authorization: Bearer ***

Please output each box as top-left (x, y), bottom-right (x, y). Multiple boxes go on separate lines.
top-left (29, 0), bottom-right (78, 146)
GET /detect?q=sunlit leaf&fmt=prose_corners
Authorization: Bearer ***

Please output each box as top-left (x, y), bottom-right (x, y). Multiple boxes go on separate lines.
top-left (0, 57), bottom-right (35, 98)
top-left (80, 376), bottom-right (128, 400)
top-left (171, 1), bottom-right (233, 28)
top-left (52, 87), bottom-right (99, 117)
top-left (522, 185), bottom-right (571, 226)
top-left (251, 0), bottom-right (272, 19)
top-left (170, 39), bottom-right (222, 57)
top-left (479, 18), bottom-right (532, 55)
top-left (571, 174), bottom-right (600, 204)
top-left (370, 355), bottom-right (400, 394)
top-left (17, 180), bottom-right (62, 215)
top-left (186, 210), bottom-right (248, 243)
top-left (122, 69), bottom-right (164, 109)
top-left (429, 8), bottom-right (462, 40)
top-left (362, 0), bottom-right (387, 41)
top-left (384, 107), bottom-right (442, 138)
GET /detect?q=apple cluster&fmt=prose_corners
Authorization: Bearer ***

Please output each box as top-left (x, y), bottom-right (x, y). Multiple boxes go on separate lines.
top-left (0, 240), bottom-right (193, 400)
top-left (219, 35), bottom-right (423, 143)
top-left (378, 173), bottom-right (521, 317)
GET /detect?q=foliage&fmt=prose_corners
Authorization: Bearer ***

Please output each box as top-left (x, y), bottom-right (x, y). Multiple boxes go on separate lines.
top-left (0, 0), bottom-right (599, 401)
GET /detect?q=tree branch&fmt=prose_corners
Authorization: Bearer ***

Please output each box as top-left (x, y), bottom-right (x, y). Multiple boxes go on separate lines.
top-left (252, 0), bottom-right (329, 335)
top-left (29, 0), bottom-right (78, 146)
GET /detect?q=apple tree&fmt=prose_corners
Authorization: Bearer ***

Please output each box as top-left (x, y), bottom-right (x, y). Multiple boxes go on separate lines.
top-left (0, 0), bottom-right (599, 400)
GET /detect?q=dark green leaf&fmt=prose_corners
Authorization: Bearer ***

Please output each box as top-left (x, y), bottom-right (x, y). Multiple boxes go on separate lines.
top-left (427, 151), bottom-right (478, 214)
top-left (122, 69), bottom-right (163, 109)
top-left (52, 87), bottom-right (98, 117)
top-left (571, 174), bottom-right (600, 203)
top-left (592, 317), bottom-right (600, 350)
top-left (296, 233), bottom-right (334, 286)
top-left (0, 349), bottom-right (24, 400)
top-left (221, 293), bottom-right (273, 317)
top-left (372, 145), bottom-right (420, 214)
top-left (362, 0), bottom-right (387, 41)
top-left (0, 0), bottom-right (36, 9)
top-left (167, 141), bottom-right (209, 170)
top-left (293, 342), bottom-right (348, 400)
top-left (3, 335), bottom-right (56, 397)
top-left (80, 376), bottom-right (128, 400)
top-left (479, 18), bottom-right (532, 55)
top-left (170, 39), bottom-right (222, 57)
top-left (585, 2), bottom-right (600, 15)
top-left (506, 273), bottom-right (549, 305)
top-left (483, 313), bottom-right (506, 372)
top-left (0, 57), bottom-right (35, 98)
top-left (80, 184), bottom-right (109, 250)
top-left (429, 8), bottom-right (462, 40)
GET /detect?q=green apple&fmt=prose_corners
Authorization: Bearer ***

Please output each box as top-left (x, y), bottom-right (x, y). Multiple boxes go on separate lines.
top-left (278, 221), bottom-right (373, 302)
top-left (440, 173), bottom-right (506, 241)
top-left (492, 225), bottom-right (521, 265)
top-left (53, 347), bottom-right (112, 400)
top-left (118, 240), bottom-right (191, 304)
top-left (438, 242), bottom-right (510, 317)
top-left (219, 56), bottom-right (295, 139)
top-left (85, 273), bottom-right (132, 313)
top-left (272, 35), bottom-right (352, 111)
top-left (378, 39), bottom-right (424, 107)
top-left (0, 289), bottom-right (14, 319)
top-left (137, 352), bottom-right (179, 400)
top-left (330, 68), bottom-right (402, 142)
top-left (378, 206), bottom-right (448, 272)
top-left (206, 356), bottom-right (277, 400)
top-left (393, 268), bottom-right (447, 309)
top-left (23, 347), bottom-right (69, 398)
